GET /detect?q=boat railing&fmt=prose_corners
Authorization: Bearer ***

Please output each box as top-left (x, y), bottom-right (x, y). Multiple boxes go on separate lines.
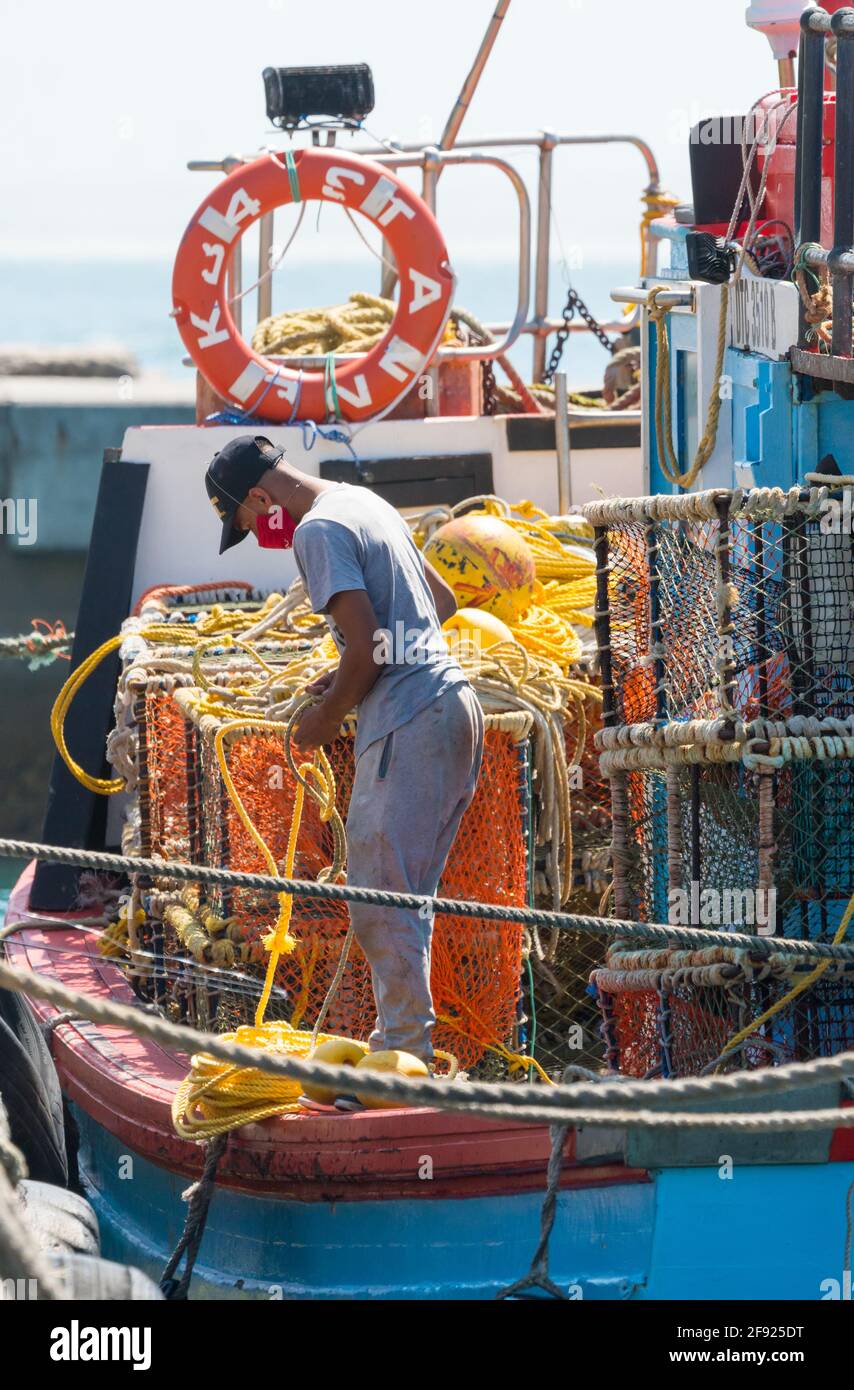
top-left (188, 128), bottom-right (661, 380)
top-left (790, 6), bottom-right (854, 381)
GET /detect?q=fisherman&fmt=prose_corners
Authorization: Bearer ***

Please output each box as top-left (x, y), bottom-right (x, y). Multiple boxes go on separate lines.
top-left (204, 435), bottom-right (483, 1064)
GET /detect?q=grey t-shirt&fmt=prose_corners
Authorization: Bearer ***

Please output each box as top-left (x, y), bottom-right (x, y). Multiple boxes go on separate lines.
top-left (293, 484), bottom-right (468, 757)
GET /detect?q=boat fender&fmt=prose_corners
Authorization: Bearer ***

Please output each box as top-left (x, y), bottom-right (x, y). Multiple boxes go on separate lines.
top-left (0, 990), bottom-right (67, 1187)
top-left (442, 607), bottom-right (515, 655)
top-left (302, 1037), bottom-right (370, 1104)
top-left (172, 148), bottom-right (454, 425)
top-left (16, 1180), bottom-right (100, 1256)
top-left (47, 1251), bottom-right (164, 1300)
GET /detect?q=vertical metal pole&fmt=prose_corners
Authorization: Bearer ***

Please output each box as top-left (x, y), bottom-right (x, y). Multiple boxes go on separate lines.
top-left (533, 133), bottom-right (556, 382)
top-left (646, 515), bottom-right (667, 726)
top-left (830, 9), bottom-right (854, 356)
top-left (798, 9), bottom-right (827, 245)
top-left (689, 764), bottom-right (701, 908)
top-left (257, 211), bottom-right (274, 325)
top-left (798, 10), bottom-right (830, 353)
top-left (554, 370), bottom-right (572, 512)
top-left (778, 56), bottom-right (796, 88)
top-left (794, 28), bottom-right (806, 243)
top-left (593, 525), bottom-right (616, 728)
top-left (437, 0), bottom-right (513, 155)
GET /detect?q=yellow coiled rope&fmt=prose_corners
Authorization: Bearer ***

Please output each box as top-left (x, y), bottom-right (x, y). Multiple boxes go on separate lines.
top-left (252, 292), bottom-right (396, 358)
top-left (252, 292), bottom-right (459, 360)
top-left (51, 617), bottom-right (309, 795)
top-left (172, 1021), bottom-right (339, 1139)
top-left (173, 706), bottom-right (351, 1140)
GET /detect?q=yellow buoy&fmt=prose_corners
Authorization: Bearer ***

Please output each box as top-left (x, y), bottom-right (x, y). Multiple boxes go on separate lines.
top-left (303, 1037), bottom-right (370, 1104)
top-left (424, 515), bottom-right (537, 624)
top-left (354, 1049), bottom-right (429, 1109)
top-left (442, 607), bottom-right (514, 658)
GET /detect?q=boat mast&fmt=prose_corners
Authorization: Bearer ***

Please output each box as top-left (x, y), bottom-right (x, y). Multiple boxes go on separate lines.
top-left (381, 0), bottom-right (512, 296)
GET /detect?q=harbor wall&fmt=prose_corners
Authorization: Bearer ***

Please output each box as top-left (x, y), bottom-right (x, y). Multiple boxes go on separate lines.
top-left (0, 392), bottom-right (194, 840)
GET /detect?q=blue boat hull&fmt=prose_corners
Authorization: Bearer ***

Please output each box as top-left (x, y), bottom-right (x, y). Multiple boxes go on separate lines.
top-left (73, 1106), bottom-right (854, 1300)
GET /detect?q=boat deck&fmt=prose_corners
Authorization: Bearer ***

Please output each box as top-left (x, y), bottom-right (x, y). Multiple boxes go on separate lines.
top-left (5, 862), bottom-right (647, 1203)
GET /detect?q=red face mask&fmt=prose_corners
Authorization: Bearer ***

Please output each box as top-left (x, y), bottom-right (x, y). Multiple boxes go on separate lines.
top-left (256, 506), bottom-right (297, 550)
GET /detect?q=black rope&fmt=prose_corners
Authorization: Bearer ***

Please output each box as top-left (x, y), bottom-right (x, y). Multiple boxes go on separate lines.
top-left (159, 1133), bottom-right (228, 1299)
top-left (496, 1121), bottom-right (572, 1300)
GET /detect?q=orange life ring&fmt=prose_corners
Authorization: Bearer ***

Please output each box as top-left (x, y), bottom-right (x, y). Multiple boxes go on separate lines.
top-left (172, 149), bottom-right (455, 424)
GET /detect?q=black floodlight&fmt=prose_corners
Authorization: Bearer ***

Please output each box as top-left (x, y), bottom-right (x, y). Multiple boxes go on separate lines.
top-left (262, 64), bottom-right (375, 130)
top-left (686, 230), bottom-right (736, 285)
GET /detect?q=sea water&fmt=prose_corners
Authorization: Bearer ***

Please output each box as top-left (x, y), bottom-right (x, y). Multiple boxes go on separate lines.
top-left (0, 255), bottom-right (636, 389)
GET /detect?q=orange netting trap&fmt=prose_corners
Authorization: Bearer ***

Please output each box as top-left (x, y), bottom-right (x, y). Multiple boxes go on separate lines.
top-left (135, 695), bottom-right (529, 1071)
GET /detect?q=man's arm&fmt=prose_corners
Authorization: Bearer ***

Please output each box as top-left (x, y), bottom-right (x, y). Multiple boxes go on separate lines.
top-left (423, 558), bottom-right (457, 624)
top-left (294, 589), bottom-right (382, 749)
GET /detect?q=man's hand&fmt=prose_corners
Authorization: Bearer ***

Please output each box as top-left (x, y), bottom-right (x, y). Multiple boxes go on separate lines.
top-left (305, 669), bottom-right (337, 697)
top-left (293, 701), bottom-right (340, 751)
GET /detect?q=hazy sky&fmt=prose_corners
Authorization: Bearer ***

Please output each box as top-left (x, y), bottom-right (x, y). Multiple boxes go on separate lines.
top-left (1, 0), bottom-right (782, 265)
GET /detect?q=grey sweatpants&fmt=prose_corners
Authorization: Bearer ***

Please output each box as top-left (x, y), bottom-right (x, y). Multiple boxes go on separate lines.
top-left (345, 683), bottom-right (484, 1060)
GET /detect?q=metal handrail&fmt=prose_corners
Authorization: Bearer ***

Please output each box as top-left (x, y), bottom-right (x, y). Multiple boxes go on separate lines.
top-left (187, 126), bottom-right (662, 377)
top-left (610, 286), bottom-right (693, 309)
top-left (795, 6), bottom-right (854, 358)
top-left (361, 148), bottom-right (529, 364)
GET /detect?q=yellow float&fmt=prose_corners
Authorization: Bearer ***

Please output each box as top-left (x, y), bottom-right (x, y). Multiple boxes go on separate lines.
top-left (442, 607), bottom-right (515, 657)
top-left (303, 1037), bottom-right (370, 1104)
top-left (354, 1049), bottom-right (430, 1109)
top-left (424, 515), bottom-right (537, 624)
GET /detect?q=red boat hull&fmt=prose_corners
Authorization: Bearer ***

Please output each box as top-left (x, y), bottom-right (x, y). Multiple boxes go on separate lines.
top-left (5, 862), bottom-right (648, 1202)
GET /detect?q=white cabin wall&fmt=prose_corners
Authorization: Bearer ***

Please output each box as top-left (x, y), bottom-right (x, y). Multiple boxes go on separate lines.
top-left (121, 417), bottom-right (643, 605)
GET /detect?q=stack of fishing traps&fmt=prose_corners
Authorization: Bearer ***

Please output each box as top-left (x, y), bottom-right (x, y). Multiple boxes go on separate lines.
top-left (583, 486), bottom-right (854, 1077)
top-left (111, 582), bottom-right (603, 1077)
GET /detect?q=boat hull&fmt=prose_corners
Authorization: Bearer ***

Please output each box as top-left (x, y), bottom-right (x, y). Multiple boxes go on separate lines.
top-left (8, 864), bottom-right (854, 1301)
top-left (73, 1107), bottom-right (652, 1300)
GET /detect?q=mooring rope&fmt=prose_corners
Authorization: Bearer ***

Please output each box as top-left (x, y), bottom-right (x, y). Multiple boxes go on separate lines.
top-left (1, 954), bottom-right (853, 1130)
top-left (496, 1118), bottom-right (574, 1300)
top-left (5, 837), bottom-right (854, 967)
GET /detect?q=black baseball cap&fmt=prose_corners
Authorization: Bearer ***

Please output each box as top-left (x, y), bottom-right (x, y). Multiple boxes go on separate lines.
top-left (204, 435), bottom-right (284, 553)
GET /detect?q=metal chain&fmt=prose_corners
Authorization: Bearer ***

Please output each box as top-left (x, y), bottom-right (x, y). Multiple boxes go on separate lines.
top-left (481, 358), bottom-right (497, 415)
top-left (542, 285), bottom-right (616, 385)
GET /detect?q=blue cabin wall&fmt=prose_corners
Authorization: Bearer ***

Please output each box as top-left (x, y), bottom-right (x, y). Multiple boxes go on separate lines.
top-left (646, 302), bottom-right (854, 493)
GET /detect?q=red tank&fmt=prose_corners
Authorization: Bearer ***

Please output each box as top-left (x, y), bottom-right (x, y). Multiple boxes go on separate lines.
top-left (756, 90), bottom-right (837, 247)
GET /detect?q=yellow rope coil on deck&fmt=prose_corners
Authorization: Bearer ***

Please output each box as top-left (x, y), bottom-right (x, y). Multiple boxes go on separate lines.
top-left (252, 293), bottom-right (396, 357)
top-left (172, 1021), bottom-right (339, 1139)
top-left (252, 293), bottom-right (460, 360)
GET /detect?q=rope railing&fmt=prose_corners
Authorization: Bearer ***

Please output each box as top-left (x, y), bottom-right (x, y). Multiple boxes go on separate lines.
top-left (0, 955), bottom-right (853, 1131)
top-left (5, 836), bottom-right (854, 966)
